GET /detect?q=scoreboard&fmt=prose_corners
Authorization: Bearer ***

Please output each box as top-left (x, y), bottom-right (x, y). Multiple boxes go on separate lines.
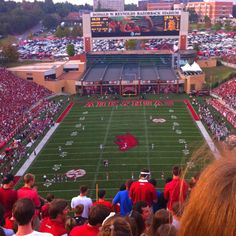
top-left (90, 12), bottom-right (181, 38)
top-left (91, 17), bottom-right (109, 33)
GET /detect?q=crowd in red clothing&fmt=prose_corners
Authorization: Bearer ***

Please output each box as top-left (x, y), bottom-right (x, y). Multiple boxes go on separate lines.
top-left (0, 68), bottom-right (52, 143)
top-left (0, 99), bottom-right (65, 177)
top-left (0, 167), bottom-right (193, 236)
top-left (211, 77), bottom-right (236, 110)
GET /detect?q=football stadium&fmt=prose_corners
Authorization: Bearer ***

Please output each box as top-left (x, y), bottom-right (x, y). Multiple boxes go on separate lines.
top-left (0, 8), bottom-right (236, 236)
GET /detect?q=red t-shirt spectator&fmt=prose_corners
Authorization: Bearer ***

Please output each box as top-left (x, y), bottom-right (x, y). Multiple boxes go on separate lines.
top-left (17, 187), bottom-right (41, 215)
top-left (41, 203), bottom-right (50, 219)
top-left (0, 187), bottom-right (17, 218)
top-left (129, 179), bottom-right (157, 206)
top-left (70, 224), bottom-right (99, 236)
top-left (164, 177), bottom-right (188, 211)
top-left (40, 217), bottom-right (67, 236)
top-left (93, 200), bottom-right (113, 211)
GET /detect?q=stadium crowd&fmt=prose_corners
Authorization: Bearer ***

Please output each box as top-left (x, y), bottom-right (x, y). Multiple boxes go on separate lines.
top-left (0, 158), bottom-right (235, 236)
top-left (197, 102), bottom-right (230, 140)
top-left (0, 98), bottom-right (66, 177)
top-left (0, 68), bottom-right (52, 143)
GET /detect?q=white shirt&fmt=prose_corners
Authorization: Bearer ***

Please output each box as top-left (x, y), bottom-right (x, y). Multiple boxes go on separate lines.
top-left (71, 195), bottom-right (93, 218)
top-left (14, 231), bottom-right (53, 236)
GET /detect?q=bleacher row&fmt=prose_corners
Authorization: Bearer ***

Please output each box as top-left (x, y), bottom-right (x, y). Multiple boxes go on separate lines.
top-left (0, 68), bottom-right (52, 144)
top-left (208, 77), bottom-right (236, 128)
top-left (83, 63), bottom-right (178, 83)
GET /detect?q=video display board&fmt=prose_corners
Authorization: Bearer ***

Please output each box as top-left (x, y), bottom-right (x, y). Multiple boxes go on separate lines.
top-left (90, 11), bottom-right (181, 38)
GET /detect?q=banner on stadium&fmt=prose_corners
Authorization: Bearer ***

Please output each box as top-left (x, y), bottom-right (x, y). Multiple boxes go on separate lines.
top-left (91, 10), bottom-right (181, 17)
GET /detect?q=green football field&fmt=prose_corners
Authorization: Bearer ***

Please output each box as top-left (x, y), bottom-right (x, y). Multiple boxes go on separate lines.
top-left (26, 97), bottom-right (209, 201)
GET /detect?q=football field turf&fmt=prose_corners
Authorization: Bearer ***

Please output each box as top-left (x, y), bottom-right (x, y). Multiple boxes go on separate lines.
top-left (27, 98), bottom-right (208, 201)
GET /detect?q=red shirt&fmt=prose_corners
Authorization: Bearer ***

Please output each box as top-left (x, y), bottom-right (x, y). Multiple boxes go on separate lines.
top-left (93, 200), bottom-right (113, 211)
top-left (0, 187), bottom-right (17, 218)
top-left (129, 179), bottom-right (157, 206)
top-left (164, 177), bottom-right (189, 211)
top-left (70, 224), bottom-right (99, 236)
top-left (40, 217), bottom-right (67, 236)
top-left (41, 203), bottom-right (50, 219)
top-left (17, 187), bottom-right (41, 208)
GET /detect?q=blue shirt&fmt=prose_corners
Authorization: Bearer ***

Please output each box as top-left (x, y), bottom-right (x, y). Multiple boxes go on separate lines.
top-left (112, 190), bottom-right (132, 216)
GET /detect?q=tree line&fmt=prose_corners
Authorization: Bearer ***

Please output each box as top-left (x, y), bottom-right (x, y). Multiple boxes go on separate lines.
top-left (0, 0), bottom-right (92, 37)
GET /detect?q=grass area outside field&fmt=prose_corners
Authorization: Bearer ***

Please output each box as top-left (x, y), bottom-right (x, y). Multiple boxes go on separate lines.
top-left (17, 96), bottom-right (213, 202)
top-left (203, 66), bottom-right (236, 85)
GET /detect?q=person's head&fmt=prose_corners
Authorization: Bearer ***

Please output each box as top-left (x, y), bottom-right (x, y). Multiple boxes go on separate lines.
top-left (98, 190), bottom-right (106, 199)
top-left (139, 168), bottom-right (151, 179)
top-left (49, 199), bottom-right (69, 222)
top-left (80, 185), bottom-right (88, 195)
top-left (149, 178), bottom-right (157, 187)
top-left (99, 216), bottom-right (133, 236)
top-left (12, 198), bottom-right (35, 226)
top-left (149, 209), bottom-right (172, 236)
top-left (132, 201), bottom-right (151, 222)
top-left (155, 224), bottom-right (177, 236)
top-left (172, 166), bottom-right (181, 177)
top-left (172, 202), bottom-right (183, 218)
top-left (46, 193), bottom-right (55, 202)
top-left (119, 184), bottom-right (126, 191)
top-left (129, 210), bottom-right (145, 235)
top-left (88, 205), bottom-right (110, 227)
top-left (23, 173), bottom-right (35, 187)
top-left (126, 179), bottom-right (134, 190)
top-left (2, 174), bottom-right (14, 187)
top-left (74, 204), bottom-right (84, 216)
top-left (179, 157), bottom-right (236, 236)
top-left (65, 217), bottom-right (77, 233)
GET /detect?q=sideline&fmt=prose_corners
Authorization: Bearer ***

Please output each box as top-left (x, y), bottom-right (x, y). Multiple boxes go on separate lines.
top-left (196, 121), bottom-right (221, 160)
top-left (16, 123), bottom-right (60, 177)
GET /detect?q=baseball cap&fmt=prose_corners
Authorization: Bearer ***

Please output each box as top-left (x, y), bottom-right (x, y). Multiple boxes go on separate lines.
top-left (2, 174), bottom-right (14, 184)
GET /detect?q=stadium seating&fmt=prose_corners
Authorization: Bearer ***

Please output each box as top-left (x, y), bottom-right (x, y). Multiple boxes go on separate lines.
top-left (0, 68), bottom-right (52, 143)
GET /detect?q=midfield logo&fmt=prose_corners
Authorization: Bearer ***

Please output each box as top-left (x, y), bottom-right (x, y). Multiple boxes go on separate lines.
top-left (114, 133), bottom-right (138, 152)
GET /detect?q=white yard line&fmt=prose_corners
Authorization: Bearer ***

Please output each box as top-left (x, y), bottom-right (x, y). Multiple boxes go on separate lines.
top-left (91, 107), bottom-right (115, 194)
top-left (143, 106), bottom-right (151, 170)
top-left (196, 121), bottom-right (221, 160)
top-left (16, 123), bottom-right (60, 176)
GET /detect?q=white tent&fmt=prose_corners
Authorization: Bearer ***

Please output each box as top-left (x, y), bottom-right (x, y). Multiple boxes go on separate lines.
top-left (181, 63), bottom-right (192, 72)
top-left (191, 62), bottom-right (202, 72)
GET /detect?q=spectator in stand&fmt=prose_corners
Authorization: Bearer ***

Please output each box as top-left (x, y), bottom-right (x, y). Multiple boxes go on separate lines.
top-left (12, 198), bottom-right (52, 236)
top-left (172, 202), bottom-right (183, 231)
top-left (128, 210), bottom-right (145, 236)
top-left (149, 178), bottom-right (168, 213)
top-left (156, 224), bottom-right (177, 236)
top-left (148, 209), bottom-right (173, 236)
top-left (73, 204), bottom-right (87, 226)
top-left (129, 168), bottom-right (157, 207)
top-left (132, 201), bottom-right (151, 232)
top-left (93, 190), bottom-right (113, 211)
top-left (40, 199), bottom-right (69, 236)
top-left (112, 180), bottom-right (134, 216)
top-left (179, 156), bottom-right (236, 236)
top-left (70, 205), bottom-right (110, 236)
top-left (0, 174), bottom-right (17, 220)
top-left (17, 173), bottom-right (41, 230)
top-left (41, 193), bottom-right (55, 219)
top-left (0, 204), bottom-right (14, 236)
top-left (71, 185), bottom-right (93, 219)
top-left (164, 166), bottom-right (188, 212)
top-left (99, 215), bottom-right (133, 236)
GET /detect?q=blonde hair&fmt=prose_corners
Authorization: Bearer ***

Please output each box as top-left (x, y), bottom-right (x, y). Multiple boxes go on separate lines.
top-left (23, 173), bottom-right (35, 184)
top-left (99, 216), bottom-right (133, 236)
top-left (179, 156), bottom-right (236, 236)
